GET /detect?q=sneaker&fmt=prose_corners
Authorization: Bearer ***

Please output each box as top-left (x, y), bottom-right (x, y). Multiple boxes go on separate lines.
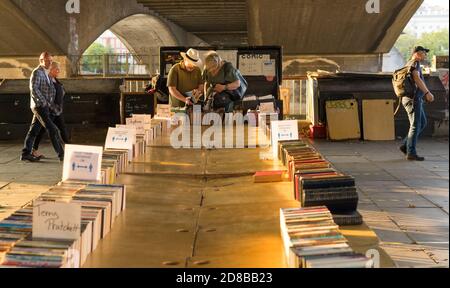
top-left (399, 145), bottom-right (407, 155)
top-left (20, 154), bottom-right (41, 162)
top-left (406, 154), bottom-right (425, 161)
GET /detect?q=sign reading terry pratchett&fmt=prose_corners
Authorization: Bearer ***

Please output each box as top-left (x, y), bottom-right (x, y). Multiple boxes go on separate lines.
top-left (32, 201), bottom-right (81, 240)
top-left (62, 144), bottom-right (103, 181)
top-left (271, 120), bottom-right (299, 158)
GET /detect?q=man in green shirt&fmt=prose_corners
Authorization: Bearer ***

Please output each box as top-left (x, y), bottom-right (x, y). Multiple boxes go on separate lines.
top-left (167, 48), bottom-right (204, 108)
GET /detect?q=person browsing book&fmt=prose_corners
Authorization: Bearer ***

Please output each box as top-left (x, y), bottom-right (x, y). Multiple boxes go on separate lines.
top-left (167, 48), bottom-right (204, 108)
top-left (202, 51), bottom-right (245, 113)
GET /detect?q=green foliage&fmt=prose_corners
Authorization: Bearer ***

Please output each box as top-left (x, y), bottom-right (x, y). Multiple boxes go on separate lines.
top-left (81, 43), bottom-right (114, 74)
top-left (394, 28), bottom-right (449, 65)
top-left (84, 42), bottom-right (114, 55)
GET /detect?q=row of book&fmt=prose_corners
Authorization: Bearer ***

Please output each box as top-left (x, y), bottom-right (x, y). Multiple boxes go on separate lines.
top-left (278, 140), bottom-right (362, 226)
top-left (0, 181), bottom-right (126, 268)
top-left (119, 117), bottom-right (170, 161)
top-left (280, 206), bottom-right (374, 268)
top-left (0, 146), bottom-right (131, 267)
top-left (0, 155), bottom-right (129, 269)
top-left (0, 117), bottom-right (169, 268)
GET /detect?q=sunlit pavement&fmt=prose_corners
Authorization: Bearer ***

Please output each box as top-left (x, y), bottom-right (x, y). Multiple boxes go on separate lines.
top-left (1, 137), bottom-right (448, 268)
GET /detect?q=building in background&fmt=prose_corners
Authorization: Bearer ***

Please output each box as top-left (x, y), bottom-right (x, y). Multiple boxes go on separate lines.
top-left (405, 3), bottom-right (449, 37)
top-left (95, 30), bottom-right (130, 54)
top-left (81, 30), bottom-right (150, 76)
top-left (382, 47), bottom-right (406, 72)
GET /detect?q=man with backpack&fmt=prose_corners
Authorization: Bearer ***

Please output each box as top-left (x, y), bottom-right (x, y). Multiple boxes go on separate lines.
top-left (398, 46), bottom-right (435, 161)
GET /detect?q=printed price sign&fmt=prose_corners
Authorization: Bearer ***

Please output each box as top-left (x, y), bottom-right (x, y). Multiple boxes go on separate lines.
top-left (106, 127), bottom-right (135, 150)
top-left (32, 201), bottom-right (81, 240)
top-left (271, 120), bottom-right (299, 158)
top-left (62, 144), bottom-right (103, 181)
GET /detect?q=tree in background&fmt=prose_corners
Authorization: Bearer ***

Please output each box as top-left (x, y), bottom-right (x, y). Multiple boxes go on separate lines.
top-left (81, 43), bottom-right (114, 74)
top-left (395, 28), bottom-right (449, 66)
top-left (420, 29), bottom-right (449, 62)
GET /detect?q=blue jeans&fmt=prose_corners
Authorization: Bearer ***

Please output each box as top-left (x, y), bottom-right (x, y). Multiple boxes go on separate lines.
top-left (402, 97), bottom-right (427, 156)
top-left (22, 107), bottom-right (65, 158)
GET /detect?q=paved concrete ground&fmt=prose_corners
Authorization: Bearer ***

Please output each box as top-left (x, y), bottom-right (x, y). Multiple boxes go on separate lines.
top-left (82, 142), bottom-right (392, 268)
top-left (0, 143), bottom-right (63, 220)
top-left (309, 137), bottom-right (449, 268)
top-left (0, 136), bottom-right (448, 268)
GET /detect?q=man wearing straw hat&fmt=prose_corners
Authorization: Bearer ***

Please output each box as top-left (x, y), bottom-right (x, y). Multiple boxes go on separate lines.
top-left (167, 48), bottom-right (204, 109)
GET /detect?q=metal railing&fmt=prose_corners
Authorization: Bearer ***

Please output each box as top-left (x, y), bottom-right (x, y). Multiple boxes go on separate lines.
top-left (78, 54), bottom-right (159, 77)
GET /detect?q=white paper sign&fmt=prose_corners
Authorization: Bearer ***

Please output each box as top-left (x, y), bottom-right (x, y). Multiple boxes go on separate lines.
top-left (239, 55), bottom-right (263, 76)
top-left (165, 64), bottom-right (173, 76)
top-left (239, 54), bottom-right (272, 76)
top-left (262, 59), bottom-right (276, 76)
top-left (63, 144), bottom-right (103, 181)
top-left (126, 117), bottom-right (145, 134)
top-left (115, 125), bottom-right (138, 143)
top-left (131, 114), bottom-right (152, 124)
top-left (271, 120), bottom-right (299, 158)
top-left (156, 104), bottom-right (172, 118)
top-left (217, 50), bottom-right (238, 68)
top-left (32, 201), bottom-right (81, 240)
top-left (105, 127), bottom-right (135, 150)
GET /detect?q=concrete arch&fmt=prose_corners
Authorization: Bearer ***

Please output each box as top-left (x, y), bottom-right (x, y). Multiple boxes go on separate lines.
top-left (4, 0), bottom-right (206, 76)
top-left (80, 13), bottom-right (180, 75)
top-left (80, 13), bottom-right (179, 57)
top-left (110, 14), bottom-right (177, 54)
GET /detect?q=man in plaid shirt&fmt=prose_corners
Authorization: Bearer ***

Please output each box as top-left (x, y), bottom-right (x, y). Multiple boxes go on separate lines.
top-left (21, 52), bottom-right (65, 162)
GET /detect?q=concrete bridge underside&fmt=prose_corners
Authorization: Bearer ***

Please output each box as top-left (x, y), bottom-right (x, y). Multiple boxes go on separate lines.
top-left (0, 0), bottom-right (423, 77)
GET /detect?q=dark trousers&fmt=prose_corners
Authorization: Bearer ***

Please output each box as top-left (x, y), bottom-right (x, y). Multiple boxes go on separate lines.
top-left (213, 91), bottom-right (237, 113)
top-left (33, 114), bottom-right (69, 151)
top-left (22, 107), bottom-right (64, 158)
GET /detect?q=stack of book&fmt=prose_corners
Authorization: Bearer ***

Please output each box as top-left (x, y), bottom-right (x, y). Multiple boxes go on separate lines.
top-left (258, 112), bottom-right (279, 136)
top-left (2, 238), bottom-right (81, 268)
top-left (280, 206), bottom-right (373, 268)
top-left (0, 217), bottom-right (29, 265)
top-left (153, 117), bottom-right (172, 132)
top-left (134, 135), bottom-right (146, 158)
top-left (151, 119), bottom-right (164, 137)
top-left (278, 140), bottom-right (362, 226)
top-left (101, 158), bottom-right (118, 185)
top-left (1, 203), bottom-right (82, 268)
top-left (0, 182), bottom-right (126, 268)
top-left (0, 110), bottom-right (167, 268)
top-left (102, 150), bottom-right (128, 175)
top-left (120, 115), bottom-right (165, 160)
